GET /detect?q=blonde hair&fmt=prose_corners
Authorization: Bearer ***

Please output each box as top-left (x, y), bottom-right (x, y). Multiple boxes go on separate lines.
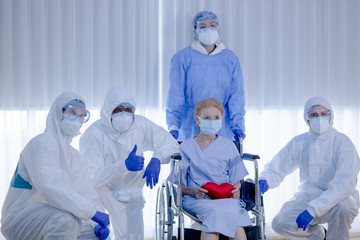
top-left (194, 98), bottom-right (224, 116)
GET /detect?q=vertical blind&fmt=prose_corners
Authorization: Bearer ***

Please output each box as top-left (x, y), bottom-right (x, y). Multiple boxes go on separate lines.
top-left (1, 0), bottom-right (360, 238)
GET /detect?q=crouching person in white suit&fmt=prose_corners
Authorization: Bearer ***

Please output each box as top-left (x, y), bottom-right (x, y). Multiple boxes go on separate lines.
top-left (80, 87), bottom-right (179, 240)
top-left (1, 92), bottom-right (110, 240)
top-left (259, 96), bottom-right (360, 240)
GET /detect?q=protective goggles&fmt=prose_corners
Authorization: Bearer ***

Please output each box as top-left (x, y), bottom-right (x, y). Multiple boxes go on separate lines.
top-left (63, 105), bottom-right (90, 123)
top-left (197, 21), bottom-right (218, 32)
top-left (112, 103), bottom-right (135, 114)
top-left (307, 110), bottom-right (331, 119)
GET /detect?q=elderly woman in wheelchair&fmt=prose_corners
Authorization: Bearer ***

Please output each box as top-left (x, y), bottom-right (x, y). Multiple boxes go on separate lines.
top-left (168, 98), bottom-right (251, 240)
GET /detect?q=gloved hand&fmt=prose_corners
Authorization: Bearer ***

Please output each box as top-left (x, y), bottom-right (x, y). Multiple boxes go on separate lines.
top-left (94, 224), bottom-right (110, 240)
top-left (142, 157), bottom-right (161, 189)
top-left (91, 211), bottom-right (110, 227)
top-left (259, 179), bottom-right (269, 194)
top-left (233, 129), bottom-right (246, 141)
top-left (170, 130), bottom-right (179, 140)
top-left (296, 210), bottom-right (314, 231)
top-left (125, 145), bottom-right (145, 171)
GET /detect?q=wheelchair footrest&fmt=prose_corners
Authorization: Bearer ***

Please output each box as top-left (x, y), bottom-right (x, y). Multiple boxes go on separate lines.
top-left (178, 227), bottom-right (261, 240)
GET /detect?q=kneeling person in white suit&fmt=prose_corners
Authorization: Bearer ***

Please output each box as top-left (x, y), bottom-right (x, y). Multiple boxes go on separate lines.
top-left (80, 87), bottom-right (179, 240)
top-left (1, 92), bottom-right (110, 240)
top-left (259, 96), bottom-right (360, 240)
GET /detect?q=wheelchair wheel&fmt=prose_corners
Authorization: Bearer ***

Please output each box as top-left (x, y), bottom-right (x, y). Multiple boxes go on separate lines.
top-left (155, 184), bottom-right (165, 240)
top-left (155, 181), bottom-right (174, 240)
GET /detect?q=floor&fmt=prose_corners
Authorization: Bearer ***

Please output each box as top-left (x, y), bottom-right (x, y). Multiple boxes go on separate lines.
top-left (262, 217), bottom-right (360, 239)
top-left (264, 223), bottom-right (360, 239)
top-left (145, 220), bottom-right (360, 240)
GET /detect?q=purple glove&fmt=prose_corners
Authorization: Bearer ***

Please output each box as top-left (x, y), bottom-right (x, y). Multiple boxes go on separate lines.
top-left (259, 179), bottom-right (269, 194)
top-left (125, 145), bottom-right (145, 171)
top-left (91, 211), bottom-right (109, 227)
top-left (94, 224), bottom-right (110, 240)
top-left (170, 130), bottom-right (179, 140)
top-left (142, 157), bottom-right (161, 189)
top-left (233, 129), bottom-right (246, 140)
top-left (296, 210), bottom-right (314, 231)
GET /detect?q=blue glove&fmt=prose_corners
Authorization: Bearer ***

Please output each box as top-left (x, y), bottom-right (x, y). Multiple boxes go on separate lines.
top-left (125, 145), bottom-right (144, 171)
top-left (296, 210), bottom-right (314, 231)
top-left (259, 179), bottom-right (269, 194)
top-left (170, 130), bottom-right (178, 140)
top-left (142, 157), bottom-right (161, 189)
top-left (91, 211), bottom-right (110, 227)
top-left (233, 129), bottom-right (246, 140)
top-left (94, 224), bottom-right (110, 240)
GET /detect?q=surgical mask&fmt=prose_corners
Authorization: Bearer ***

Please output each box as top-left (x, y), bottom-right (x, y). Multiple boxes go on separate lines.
top-left (309, 116), bottom-right (330, 135)
top-left (198, 28), bottom-right (219, 46)
top-left (199, 117), bottom-right (222, 136)
top-left (60, 118), bottom-right (83, 137)
top-left (112, 112), bottom-right (134, 134)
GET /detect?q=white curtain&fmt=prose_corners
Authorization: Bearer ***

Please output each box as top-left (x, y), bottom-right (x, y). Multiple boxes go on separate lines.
top-left (1, 0), bottom-right (360, 239)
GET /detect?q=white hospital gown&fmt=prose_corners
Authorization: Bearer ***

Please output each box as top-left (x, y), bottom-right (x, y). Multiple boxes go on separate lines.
top-left (169, 136), bottom-right (251, 238)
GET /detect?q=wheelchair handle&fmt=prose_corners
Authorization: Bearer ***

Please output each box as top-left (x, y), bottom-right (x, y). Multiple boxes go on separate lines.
top-left (242, 153), bottom-right (260, 160)
top-left (171, 153), bottom-right (182, 160)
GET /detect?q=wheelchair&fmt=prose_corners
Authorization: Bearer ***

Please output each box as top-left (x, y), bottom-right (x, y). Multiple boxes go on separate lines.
top-left (155, 140), bottom-right (266, 240)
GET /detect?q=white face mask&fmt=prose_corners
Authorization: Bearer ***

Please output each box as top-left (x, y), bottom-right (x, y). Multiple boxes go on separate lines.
top-left (112, 112), bottom-right (134, 134)
top-left (60, 118), bottom-right (83, 137)
top-left (309, 116), bottom-right (330, 135)
top-left (198, 28), bottom-right (219, 46)
top-left (199, 117), bottom-right (222, 136)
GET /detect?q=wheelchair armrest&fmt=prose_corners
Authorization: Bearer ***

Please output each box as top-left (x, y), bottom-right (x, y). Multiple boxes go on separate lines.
top-left (242, 153), bottom-right (260, 161)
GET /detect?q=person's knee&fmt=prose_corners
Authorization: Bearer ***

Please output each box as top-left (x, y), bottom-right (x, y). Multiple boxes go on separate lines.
top-left (272, 212), bottom-right (292, 234)
top-left (60, 212), bottom-right (80, 225)
top-left (335, 200), bottom-right (358, 223)
top-left (271, 214), bottom-right (284, 234)
top-left (47, 211), bottom-right (81, 235)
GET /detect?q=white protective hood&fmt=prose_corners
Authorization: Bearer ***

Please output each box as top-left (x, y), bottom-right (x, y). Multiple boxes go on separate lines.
top-left (303, 96), bottom-right (334, 127)
top-left (45, 92), bottom-right (86, 144)
top-left (100, 87), bottom-right (136, 133)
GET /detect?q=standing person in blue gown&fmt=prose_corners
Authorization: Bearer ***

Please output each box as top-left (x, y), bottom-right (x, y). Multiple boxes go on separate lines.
top-left (168, 98), bottom-right (250, 240)
top-left (166, 11), bottom-right (246, 141)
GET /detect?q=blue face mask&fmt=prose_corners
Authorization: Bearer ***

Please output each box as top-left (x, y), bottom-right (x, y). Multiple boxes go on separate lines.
top-left (199, 117), bottom-right (222, 136)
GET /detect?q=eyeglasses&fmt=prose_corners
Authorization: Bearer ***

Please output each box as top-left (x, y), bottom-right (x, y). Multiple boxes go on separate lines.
top-left (307, 110), bottom-right (331, 119)
top-left (63, 105), bottom-right (90, 123)
top-left (112, 105), bottom-right (134, 114)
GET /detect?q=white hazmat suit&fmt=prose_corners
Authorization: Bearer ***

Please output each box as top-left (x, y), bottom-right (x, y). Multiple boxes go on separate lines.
top-left (1, 92), bottom-right (104, 240)
top-left (79, 88), bottom-right (179, 240)
top-left (260, 96), bottom-right (360, 240)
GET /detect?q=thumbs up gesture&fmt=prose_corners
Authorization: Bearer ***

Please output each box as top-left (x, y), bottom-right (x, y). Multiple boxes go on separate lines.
top-left (125, 145), bottom-right (144, 171)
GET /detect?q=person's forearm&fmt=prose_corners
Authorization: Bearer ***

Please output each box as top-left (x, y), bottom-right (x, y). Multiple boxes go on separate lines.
top-left (181, 185), bottom-right (194, 196)
top-left (233, 180), bottom-right (242, 190)
top-left (91, 161), bottom-right (127, 188)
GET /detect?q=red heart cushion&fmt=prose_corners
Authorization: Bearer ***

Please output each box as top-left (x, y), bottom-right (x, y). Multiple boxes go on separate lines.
top-left (203, 182), bottom-right (235, 199)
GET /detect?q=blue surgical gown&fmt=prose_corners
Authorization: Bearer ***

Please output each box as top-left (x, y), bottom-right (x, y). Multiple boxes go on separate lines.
top-left (166, 46), bottom-right (246, 141)
top-left (168, 136), bottom-right (251, 237)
